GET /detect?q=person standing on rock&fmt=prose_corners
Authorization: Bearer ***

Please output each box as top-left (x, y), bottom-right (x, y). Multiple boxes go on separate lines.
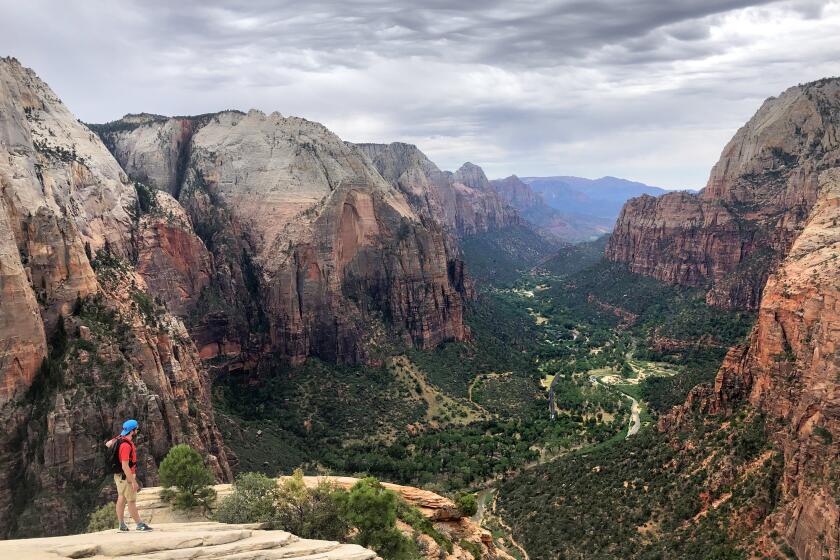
top-left (105, 419), bottom-right (153, 532)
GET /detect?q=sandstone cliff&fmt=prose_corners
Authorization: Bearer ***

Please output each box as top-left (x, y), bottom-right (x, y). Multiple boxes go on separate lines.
top-left (135, 476), bottom-right (514, 560)
top-left (603, 77), bottom-right (840, 558)
top-left (0, 57), bottom-right (231, 538)
top-left (663, 169), bottom-right (840, 559)
top-left (355, 142), bottom-right (520, 237)
top-left (98, 119), bottom-right (471, 365)
top-left (607, 78), bottom-right (840, 309)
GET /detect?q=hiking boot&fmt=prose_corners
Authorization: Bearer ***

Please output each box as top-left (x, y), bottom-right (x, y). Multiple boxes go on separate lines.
top-left (136, 522), bottom-right (153, 531)
top-left (119, 522), bottom-right (129, 532)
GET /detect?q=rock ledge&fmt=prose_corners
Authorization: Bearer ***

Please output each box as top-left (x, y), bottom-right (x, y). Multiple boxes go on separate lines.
top-left (0, 521), bottom-right (378, 560)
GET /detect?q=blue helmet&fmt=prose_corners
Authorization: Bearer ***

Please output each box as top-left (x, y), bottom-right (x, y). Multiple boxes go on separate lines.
top-left (120, 419), bottom-right (139, 436)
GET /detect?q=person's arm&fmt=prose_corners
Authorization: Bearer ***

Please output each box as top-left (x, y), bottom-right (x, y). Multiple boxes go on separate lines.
top-left (122, 460), bottom-right (136, 483)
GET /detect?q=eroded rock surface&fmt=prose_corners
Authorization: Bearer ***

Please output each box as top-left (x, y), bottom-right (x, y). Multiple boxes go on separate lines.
top-left (659, 170), bottom-right (840, 559)
top-left (607, 78), bottom-right (840, 309)
top-left (0, 522), bottom-right (379, 560)
top-left (99, 117), bottom-right (472, 365)
top-left (0, 57), bottom-right (231, 538)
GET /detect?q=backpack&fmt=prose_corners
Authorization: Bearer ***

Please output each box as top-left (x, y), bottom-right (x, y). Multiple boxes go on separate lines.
top-left (109, 437), bottom-right (135, 475)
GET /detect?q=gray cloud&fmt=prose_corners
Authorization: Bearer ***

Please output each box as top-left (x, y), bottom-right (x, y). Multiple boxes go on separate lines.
top-left (1, 0), bottom-right (839, 188)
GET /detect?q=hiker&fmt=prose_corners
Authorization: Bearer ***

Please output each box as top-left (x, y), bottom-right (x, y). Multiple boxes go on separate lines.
top-left (105, 419), bottom-right (153, 532)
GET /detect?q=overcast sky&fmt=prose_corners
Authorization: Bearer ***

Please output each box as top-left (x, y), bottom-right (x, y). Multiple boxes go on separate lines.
top-left (2, 1), bottom-right (839, 188)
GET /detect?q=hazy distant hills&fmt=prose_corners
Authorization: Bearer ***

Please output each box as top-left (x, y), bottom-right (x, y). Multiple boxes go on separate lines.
top-left (521, 175), bottom-right (669, 219)
top-left (489, 175), bottom-right (673, 241)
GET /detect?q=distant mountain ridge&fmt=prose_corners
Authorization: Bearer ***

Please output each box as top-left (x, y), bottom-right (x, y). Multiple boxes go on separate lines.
top-left (486, 174), bottom-right (670, 241)
top-left (520, 175), bottom-right (669, 219)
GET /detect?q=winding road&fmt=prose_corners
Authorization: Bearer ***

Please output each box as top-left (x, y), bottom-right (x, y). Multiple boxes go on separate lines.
top-left (587, 375), bottom-right (641, 439)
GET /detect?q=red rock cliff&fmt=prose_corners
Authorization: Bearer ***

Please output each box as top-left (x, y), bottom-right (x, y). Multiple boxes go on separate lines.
top-left (607, 79), bottom-right (840, 309)
top-left (99, 117), bottom-right (472, 366)
top-left (0, 58), bottom-right (231, 538)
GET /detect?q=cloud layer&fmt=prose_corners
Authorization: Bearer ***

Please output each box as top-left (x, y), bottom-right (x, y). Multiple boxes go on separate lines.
top-left (2, 0), bottom-right (839, 188)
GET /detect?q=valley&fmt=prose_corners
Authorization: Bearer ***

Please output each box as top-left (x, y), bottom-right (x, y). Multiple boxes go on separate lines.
top-left (1, 51), bottom-right (839, 560)
top-left (214, 225), bottom-right (755, 556)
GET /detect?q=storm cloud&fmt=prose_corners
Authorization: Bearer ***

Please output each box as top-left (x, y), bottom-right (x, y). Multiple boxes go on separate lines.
top-left (2, 0), bottom-right (839, 187)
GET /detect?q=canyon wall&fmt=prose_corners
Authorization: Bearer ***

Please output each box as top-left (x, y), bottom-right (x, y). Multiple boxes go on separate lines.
top-left (0, 57), bottom-right (231, 537)
top-left (647, 79), bottom-right (840, 559)
top-left (100, 121), bottom-right (475, 365)
top-left (607, 79), bottom-right (840, 310)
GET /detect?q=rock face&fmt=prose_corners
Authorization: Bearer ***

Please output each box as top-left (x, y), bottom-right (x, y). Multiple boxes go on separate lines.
top-left (0, 57), bottom-right (231, 538)
top-left (488, 175), bottom-right (573, 240)
top-left (136, 476), bottom-right (513, 560)
top-left (355, 142), bottom-right (520, 237)
top-left (99, 121), bottom-right (471, 365)
top-left (0, 521), bottom-right (379, 560)
top-left (135, 190), bottom-right (213, 316)
top-left (607, 78), bottom-right (840, 310)
top-left (667, 169), bottom-right (840, 560)
top-left (647, 82), bottom-right (840, 558)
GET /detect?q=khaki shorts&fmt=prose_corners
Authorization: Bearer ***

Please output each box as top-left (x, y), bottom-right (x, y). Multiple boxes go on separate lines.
top-left (114, 474), bottom-right (137, 502)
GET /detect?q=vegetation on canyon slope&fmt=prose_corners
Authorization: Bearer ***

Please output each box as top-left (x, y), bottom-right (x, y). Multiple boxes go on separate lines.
top-left (216, 225), bottom-right (755, 559)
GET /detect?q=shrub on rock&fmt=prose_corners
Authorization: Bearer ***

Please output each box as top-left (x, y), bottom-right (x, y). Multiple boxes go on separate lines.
top-left (342, 477), bottom-right (419, 560)
top-left (455, 492), bottom-right (478, 517)
top-left (215, 472), bottom-right (280, 525)
top-left (274, 469), bottom-right (350, 541)
top-left (159, 444), bottom-right (217, 513)
top-left (86, 502), bottom-right (117, 532)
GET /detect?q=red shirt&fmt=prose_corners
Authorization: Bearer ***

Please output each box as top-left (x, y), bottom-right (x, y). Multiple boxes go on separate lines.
top-left (117, 438), bottom-right (137, 473)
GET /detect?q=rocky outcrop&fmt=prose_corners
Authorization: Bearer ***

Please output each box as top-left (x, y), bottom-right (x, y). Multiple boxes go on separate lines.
top-left (136, 477), bottom-right (513, 560)
top-left (607, 78), bottom-right (840, 310)
top-left (99, 119), bottom-right (471, 365)
top-left (717, 169), bottom-right (839, 559)
top-left (356, 142), bottom-right (520, 237)
top-left (135, 190), bottom-right (212, 317)
top-left (488, 175), bottom-right (575, 240)
top-left (0, 522), bottom-right (378, 560)
top-left (661, 170), bottom-right (840, 558)
top-left (0, 58), bottom-right (231, 538)
top-left (611, 78), bottom-right (840, 557)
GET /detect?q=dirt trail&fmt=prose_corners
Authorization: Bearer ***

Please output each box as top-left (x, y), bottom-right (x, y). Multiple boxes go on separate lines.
top-left (491, 493), bottom-right (530, 560)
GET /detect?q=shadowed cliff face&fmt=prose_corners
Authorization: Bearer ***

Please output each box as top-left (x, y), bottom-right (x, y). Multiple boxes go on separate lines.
top-left (607, 79), bottom-right (840, 310)
top-left (99, 117), bottom-right (473, 366)
top-left (0, 58), bottom-right (231, 538)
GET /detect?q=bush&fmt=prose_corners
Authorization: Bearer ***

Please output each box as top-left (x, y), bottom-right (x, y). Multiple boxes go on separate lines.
top-left (455, 492), bottom-right (477, 517)
top-left (87, 502), bottom-right (117, 532)
top-left (158, 444), bottom-right (217, 513)
top-left (215, 472), bottom-right (280, 525)
top-left (215, 470), bottom-right (349, 541)
top-left (343, 477), bottom-right (419, 560)
top-left (274, 469), bottom-right (350, 541)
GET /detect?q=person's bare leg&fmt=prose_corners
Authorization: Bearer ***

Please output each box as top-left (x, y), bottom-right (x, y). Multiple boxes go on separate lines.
top-left (116, 495), bottom-right (126, 525)
top-left (127, 501), bottom-right (143, 525)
